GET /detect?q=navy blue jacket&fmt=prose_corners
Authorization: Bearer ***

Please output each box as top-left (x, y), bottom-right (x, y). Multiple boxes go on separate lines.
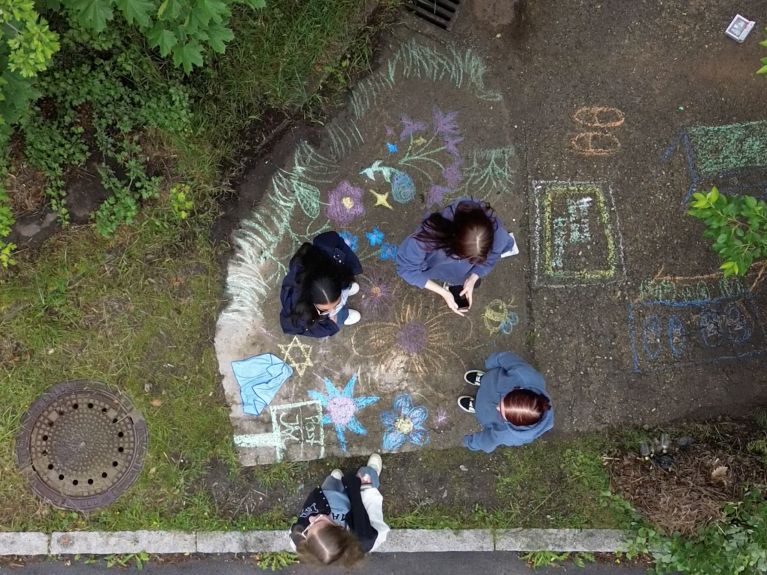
top-left (279, 231), bottom-right (362, 338)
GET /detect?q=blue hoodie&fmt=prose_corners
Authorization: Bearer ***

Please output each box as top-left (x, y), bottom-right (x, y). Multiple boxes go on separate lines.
top-left (396, 199), bottom-right (515, 288)
top-left (464, 352), bottom-right (554, 453)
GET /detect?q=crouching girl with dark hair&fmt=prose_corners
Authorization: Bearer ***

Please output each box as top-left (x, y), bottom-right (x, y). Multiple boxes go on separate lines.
top-left (289, 454), bottom-right (389, 567)
top-left (459, 352), bottom-right (554, 453)
top-left (280, 231), bottom-right (363, 338)
top-left (396, 199), bottom-right (516, 315)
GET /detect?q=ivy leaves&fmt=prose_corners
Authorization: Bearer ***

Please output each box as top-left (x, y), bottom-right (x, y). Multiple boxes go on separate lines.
top-left (62, 0), bottom-right (265, 73)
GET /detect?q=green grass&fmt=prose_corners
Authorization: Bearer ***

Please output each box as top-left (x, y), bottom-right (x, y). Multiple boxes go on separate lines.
top-left (0, 211), bottom-right (235, 531)
top-left (188, 0), bottom-right (397, 171)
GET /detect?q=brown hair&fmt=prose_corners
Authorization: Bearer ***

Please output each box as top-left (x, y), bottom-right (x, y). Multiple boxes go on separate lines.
top-left (414, 201), bottom-right (496, 264)
top-left (294, 522), bottom-right (365, 567)
top-left (499, 389), bottom-right (551, 426)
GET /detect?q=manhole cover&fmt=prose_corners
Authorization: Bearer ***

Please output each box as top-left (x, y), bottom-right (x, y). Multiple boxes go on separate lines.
top-left (408, 0), bottom-right (460, 30)
top-left (15, 380), bottom-right (148, 511)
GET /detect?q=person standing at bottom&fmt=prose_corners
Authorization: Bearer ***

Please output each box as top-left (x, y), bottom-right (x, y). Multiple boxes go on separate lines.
top-left (289, 454), bottom-right (389, 567)
top-left (459, 352), bottom-right (554, 453)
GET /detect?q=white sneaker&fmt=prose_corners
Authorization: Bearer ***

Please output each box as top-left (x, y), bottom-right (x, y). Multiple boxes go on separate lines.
top-left (330, 468), bottom-right (343, 480)
top-left (344, 309), bottom-right (361, 325)
top-left (347, 282), bottom-right (360, 296)
top-left (501, 232), bottom-right (520, 258)
top-left (366, 453), bottom-right (382, 477)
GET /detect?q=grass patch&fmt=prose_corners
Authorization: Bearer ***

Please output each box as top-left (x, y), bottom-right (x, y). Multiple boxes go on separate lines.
top-left (188, 0), bottom-right (397, 171)
top-left (0, 211), bottom-right (234, 531)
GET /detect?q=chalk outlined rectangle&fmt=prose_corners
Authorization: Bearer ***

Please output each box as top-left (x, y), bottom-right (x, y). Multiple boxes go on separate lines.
top-left (532, 181), bottom-right (626, 287)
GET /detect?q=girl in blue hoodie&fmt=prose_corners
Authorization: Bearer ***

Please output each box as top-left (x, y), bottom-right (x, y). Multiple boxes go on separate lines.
top-left (458, 352), bottom-right (554, 453)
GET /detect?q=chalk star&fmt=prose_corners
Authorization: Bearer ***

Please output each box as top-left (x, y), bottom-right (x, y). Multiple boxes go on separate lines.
top-left (369, 189), bottom-right (393, 210)
top-left (278, 336), bottom-right (313, 377)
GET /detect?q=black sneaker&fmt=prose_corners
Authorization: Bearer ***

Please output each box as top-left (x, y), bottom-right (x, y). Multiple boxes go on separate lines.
top-left (457, 396), bottom-right (475, 413)
top-left (464, 370), bottom-right (485, 386)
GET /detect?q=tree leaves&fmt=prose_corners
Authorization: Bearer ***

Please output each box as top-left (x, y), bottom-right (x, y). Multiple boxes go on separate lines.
top-left (115, 0), bottom-right (154, 28)
top-left (147, 25), bottom-right (177, 56)
top-left (206, 23), bottom-right (234, 53)
top-left (68, 0), bottom-right (114, 31)
top-left (172, 40), bottom-right (204, 73)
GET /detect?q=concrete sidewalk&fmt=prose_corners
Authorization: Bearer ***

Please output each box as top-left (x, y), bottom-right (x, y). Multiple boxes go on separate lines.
top-left (0, 528), bottom-right (630, 555)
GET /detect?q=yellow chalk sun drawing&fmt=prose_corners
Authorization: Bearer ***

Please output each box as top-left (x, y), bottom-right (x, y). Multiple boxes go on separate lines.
top-left (351, 292), bottom-right (472, 376)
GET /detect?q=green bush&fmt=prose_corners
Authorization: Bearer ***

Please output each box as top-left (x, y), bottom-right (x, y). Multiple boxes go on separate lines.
top-left (19, 25), bottom-right (191, 233)
top-left (688, 187), bottom-right (767, 277)
top-left (630, 490), bottom-right (767, 575)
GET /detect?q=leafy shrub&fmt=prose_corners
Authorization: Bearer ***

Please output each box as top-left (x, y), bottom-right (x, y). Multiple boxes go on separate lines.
top-left (688, 187), bottom-right (767, 277)
top-left (169, 183), bottom-right (194, 221)
top-left (0, 0), bottom-right (60, 143)
top-left (19, 26), bottom-right (191, 233)
top-left (0, 182), bottom-right (15, 268)
top-left (629, 489), bottom-right (767, 575)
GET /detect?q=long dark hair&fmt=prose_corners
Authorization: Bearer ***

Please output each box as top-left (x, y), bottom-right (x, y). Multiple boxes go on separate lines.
top-left (414, 201), bottom-right (496, 263)
top-left (290, 243), bottom-right (354, 327)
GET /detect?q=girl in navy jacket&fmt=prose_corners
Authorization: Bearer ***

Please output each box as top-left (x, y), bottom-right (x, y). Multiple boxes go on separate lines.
top-left (396, 199), bottom-right (515, 315)
top-left (279, 231), bottom-right (363, 338)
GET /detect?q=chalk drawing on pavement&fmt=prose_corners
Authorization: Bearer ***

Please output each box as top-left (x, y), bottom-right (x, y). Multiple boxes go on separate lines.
top-left (380, 394), bottom-right (430, 452)
top-left (358, 266), bottom-right (396, 318)
top-left (532, 181), bottom-right (626, 287)
top-left (460, 147), bottom-right (519, 197)
top-left (308, 373), bottom-right (380, 453)
top-left (569, 106), bottom-right (624, 157)
top-left (483, 298), bottom-right (520, 335)
top-left (278, 336), bottom-right (314, 378)
top-left (628, 276), bottom-right (766, 372)
top-left (661, 120), bottom-right (767, 204)
top-left (351, 292), bottom-right (473, 376)
top-left (349, 38), bottom-right (501, 120)
top-left (433, 407), bottom-right (450, 430)
top-left (233, 400), bottom-right (325, 462)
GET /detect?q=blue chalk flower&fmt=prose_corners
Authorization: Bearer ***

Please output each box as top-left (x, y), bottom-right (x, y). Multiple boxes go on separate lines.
top-left (378, 243), bottom-right (398, 262)
top-left (339, 231), bottom-right (359, 252)
top-left (309, 374), bottom-right (380, 453)
top-left (365, 228), bottom-right (385, 247)
top-left (386, 142), bottom-right (398, 154)
top-left (380, 394), bottom-right (429, 451)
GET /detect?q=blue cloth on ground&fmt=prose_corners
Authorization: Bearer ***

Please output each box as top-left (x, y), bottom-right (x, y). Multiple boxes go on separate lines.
top-left (232, 353), bottom-right (293, 415)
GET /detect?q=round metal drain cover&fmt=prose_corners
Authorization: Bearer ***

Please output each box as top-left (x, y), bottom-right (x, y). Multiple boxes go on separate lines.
top-left (15, 380), bottom-right (148, 511)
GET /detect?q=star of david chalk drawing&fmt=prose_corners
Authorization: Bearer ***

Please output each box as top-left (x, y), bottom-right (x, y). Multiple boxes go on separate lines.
top-left (278, 336), bottom-right (314, 377)
top-left (369, 189), bottom-right (393, 210)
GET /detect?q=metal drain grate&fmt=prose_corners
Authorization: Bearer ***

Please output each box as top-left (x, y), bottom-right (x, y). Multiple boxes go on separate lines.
top-left (408, 0), bottom-right (460, 30)
top-left (15, 381), bottom-right (147, 511)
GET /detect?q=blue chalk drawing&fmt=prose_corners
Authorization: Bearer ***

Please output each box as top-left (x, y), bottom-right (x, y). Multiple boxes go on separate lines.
top-left (360, 160), bottom-right (417, 204)
top-left (668, 315), bottom-right (685, 359)
top-left (365, 228), bottom-right (385, 247)
top-left (642, 315), bottom-right (662, 361)
top-left (380, 394), bottom-right (430, 451)
top-left (387, 142), bottom-right (398, 154)
top-left (378, 243), bottom-right (398, 262)
top-left (339, 231), bottom-right (359, 252)
top-left (308, 375), bottom-right (380, 453)
top-left (661, 121), bottom-right (767, 204)
top-left (628, 294), bottom-right (767, 372)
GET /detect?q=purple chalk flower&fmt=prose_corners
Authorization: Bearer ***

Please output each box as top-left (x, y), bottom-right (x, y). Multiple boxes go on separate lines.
top-left (433, 107), bottom-right (460, 138)
top-left (359, 267), bottom-right (394, 317)
top-left (443, 136), bottom-right (463, 159)
top-left (442, 163), bottom-right (463, 189)
top-left (427, 185), bottom-right (451, 207)
top-left (326, 181), bottom-right (365, 226)
top-left (399, 115), bottom-right (427, 141)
